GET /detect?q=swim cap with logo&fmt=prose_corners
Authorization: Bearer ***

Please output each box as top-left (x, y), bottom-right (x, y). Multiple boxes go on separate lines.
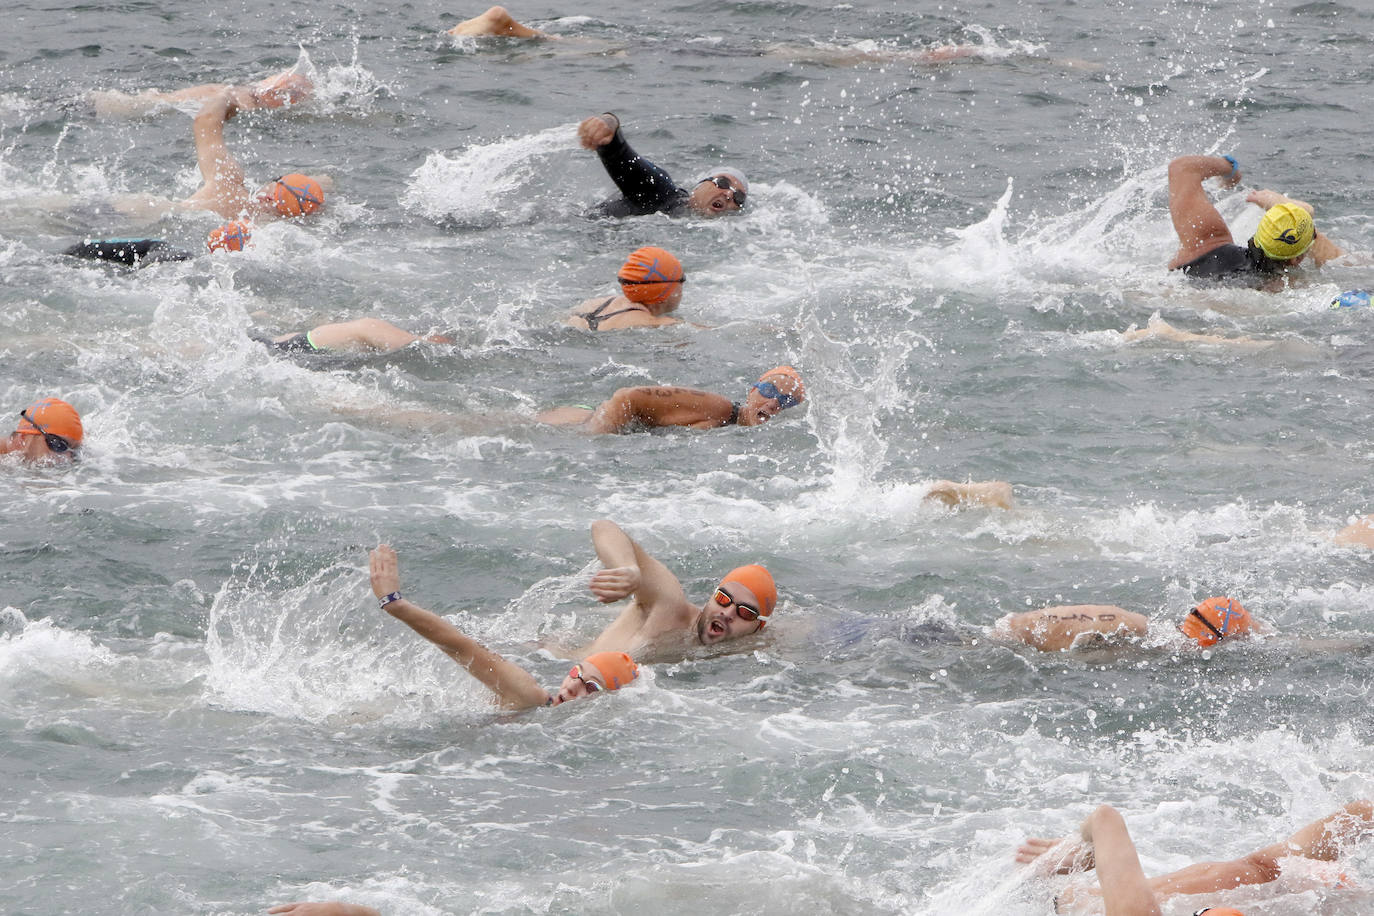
top-left (1254, 203), bottom-right (1315, 261)
top-left (208, 220), bottom-right (252, 252)
top-left (16, 397), bottom-right (83, 447)
top-left (1179, 596), bottom-right (1252, 647)
top-left (757, 366), bottom-right (805, 406)
top-left (265, 173), bottom-right (325, 218)
top-left (617, 247), bottom-right (685, 305)
top-left (579, 651), bottom-right (640, 690)
top-left (1330, 289), bottom-right (1372, 309)
top-left (719, 564), bottom-right (777, 626)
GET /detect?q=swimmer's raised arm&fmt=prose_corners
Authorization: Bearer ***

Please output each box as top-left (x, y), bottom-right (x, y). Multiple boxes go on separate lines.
top-left (588, 520), bottom-right (687, 609)
top-left (368, 544), bottom-right (550, 710)
top-left (191, 91), bottom-right (249, 205)
top-left (1080, 806), bottom-right (1162, 916)
top-left (1166, 155), bottom-right (1241, 268)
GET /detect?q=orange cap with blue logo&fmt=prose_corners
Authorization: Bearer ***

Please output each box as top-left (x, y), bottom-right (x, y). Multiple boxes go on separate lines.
top-left (1179, 597), bottom-right (1252, 647)
top-left (580, 651), bottom-right (639, 690)
top-left (265, 173), bottom-right (325, 217)
top-left (617, 247), bottom-right (685, 305)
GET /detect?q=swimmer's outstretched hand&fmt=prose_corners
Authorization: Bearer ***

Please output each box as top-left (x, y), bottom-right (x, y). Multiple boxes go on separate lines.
top-left (268, 903), bottom-right (382, 916)
top-left (589, 565), bottom-right (641, 602)
top-left (578, 113), bottom-right (618, 149)
top-left (1015, 836), bottom-right (1095, 875)
top-left (369, 544), bottom-right (402, 599)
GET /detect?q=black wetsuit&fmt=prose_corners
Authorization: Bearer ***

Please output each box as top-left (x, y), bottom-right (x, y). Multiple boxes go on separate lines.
top-left (63, 238), bottom-right (193, 266)
top-left (587, 117), bottom-right (690, 218)
top-left (1176, 242), bottom-right (1280, 282)
top-left (574, 297), bottom-right (648, 330)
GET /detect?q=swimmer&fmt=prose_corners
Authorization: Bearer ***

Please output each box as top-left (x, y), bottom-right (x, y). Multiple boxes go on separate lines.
top-left (447, 6), bottom-right (549, 38)
top-left (1166, 154), bottom-right (1344, 284)
top-left (256, 319), bottom-right (453, 356)
top-left (1119, 314), bottom-right (1277, 350)
top-left (91, 67), bottom-right (313, 118)
top-left (536, 366), bottom-right (804, 433)
top-left (1000, 596), bottom-right (1259, 652)
top-left (1016, 799), bottom-right (1374, 914)
top-left (578, 112), bottom-right (748, 218)
top-left (574, 520), bottom-right (779, 662)
top-left (0, 398), bottom-right (83, 465)
top-left (567, 246), bottom-right (687, 331)
top-left (114, 90), bottom-right (328, 223)
top-left (368, 544), bottom-right (638, 709)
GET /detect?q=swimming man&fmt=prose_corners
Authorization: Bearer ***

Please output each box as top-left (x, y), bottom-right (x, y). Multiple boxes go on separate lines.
top-left (537, 366), bottom-right (805, 433)
top-left (1000, 595), bottom-right (1257, 652)
top-left (579, 112), bottom-right (748, 218)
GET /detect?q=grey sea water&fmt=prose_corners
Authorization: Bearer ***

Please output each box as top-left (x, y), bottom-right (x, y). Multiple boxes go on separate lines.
top-left (2, 1), bottom-right (1373, 913)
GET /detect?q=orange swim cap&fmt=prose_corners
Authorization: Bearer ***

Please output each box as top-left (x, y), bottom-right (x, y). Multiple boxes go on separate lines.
top-left (580, 651), bottom-right (639, 690)
top-left (266, 173), bottom-right (325, 218)
top-left (757, 366), bottom-right (805, 405)
top-left (719, 564), bottom-right (777, 626)
top-left (16, 397), bottom-right (83, 446)
top-left (1179, 597), bottom-right (1252, 647)
top-left (617, 246), bottom-right (684, 305)
top-left (208, 220), bottom-right (252, 252)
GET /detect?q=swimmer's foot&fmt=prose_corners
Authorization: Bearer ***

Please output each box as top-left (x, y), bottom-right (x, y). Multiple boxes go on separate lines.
top-left (1015, 836), bottom-right (1095, 875)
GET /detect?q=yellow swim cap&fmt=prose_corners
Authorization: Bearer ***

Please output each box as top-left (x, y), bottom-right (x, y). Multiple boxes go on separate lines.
top-left (1254, 203), bottom-right (1315, 261)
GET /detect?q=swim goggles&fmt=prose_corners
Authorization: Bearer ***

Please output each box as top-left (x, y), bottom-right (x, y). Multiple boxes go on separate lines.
top-left (568, 665), bottom-right (601, 693)
top-left (713, 586), bottom-right (763, 621)
top-left (698, 175), bottom-right (747, 207)
top-left (752, 381), bottom-right (801, 409)
top-left (19, 409), bottom-right (76, 455)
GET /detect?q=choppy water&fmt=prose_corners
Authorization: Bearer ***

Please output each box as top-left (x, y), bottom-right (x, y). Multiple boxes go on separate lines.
top-left (2, 1), bottom-right (1373, 914)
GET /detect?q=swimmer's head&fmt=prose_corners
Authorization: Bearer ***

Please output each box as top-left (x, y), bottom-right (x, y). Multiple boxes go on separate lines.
top-left (1253, 203), bottom-right (1315, 262)
top-left (1178, 596), bottom-right (1252, 647)
top-left (208, 220), bottom-right (252, 253)
top-left (617, 246), bottom-right (685, 309)
top-left (1330, 289), bottom-right (1372, 309)
top-left (258, 173), bottom-right (325, 218)
top-left (14, 398), bottom-right (83, 463)
top-left (739, 365), bottom-right (805, 426)
top-left (551, 651), bottom-right (639, 704)
top-left (688, 168), bottom-right (748, 217)
top-left (699, 564), bottom-right (777, 643)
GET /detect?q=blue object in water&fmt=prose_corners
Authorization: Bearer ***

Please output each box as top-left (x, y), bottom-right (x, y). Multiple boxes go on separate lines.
top-left (1330, 289), bottom-right (1372, 309)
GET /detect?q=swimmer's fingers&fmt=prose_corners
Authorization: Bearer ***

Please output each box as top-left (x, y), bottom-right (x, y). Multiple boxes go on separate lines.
top-left (589, 566), bottom-right (641, 602)
top-left (369, 544), bottom-right (402, 598)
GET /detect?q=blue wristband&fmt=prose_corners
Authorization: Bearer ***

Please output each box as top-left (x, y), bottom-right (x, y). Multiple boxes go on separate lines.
top-left (1222, 155), bottom-right (1239, 177)
top-left (379, 591), bottom-right (402, 608)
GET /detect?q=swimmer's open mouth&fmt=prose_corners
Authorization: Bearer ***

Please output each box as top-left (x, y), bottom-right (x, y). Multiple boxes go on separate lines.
top-left (709, 619), bottom-right (726, 636)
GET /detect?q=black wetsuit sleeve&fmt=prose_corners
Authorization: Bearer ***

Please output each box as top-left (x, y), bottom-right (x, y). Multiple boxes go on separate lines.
top-left (589, 121), bottom-right (689, 218)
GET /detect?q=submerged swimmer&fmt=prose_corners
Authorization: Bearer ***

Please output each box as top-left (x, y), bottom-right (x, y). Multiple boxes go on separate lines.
top-left (446, 5), bottom-right (549, 38)
top-left (567, 246), bottom-right (687, 331)
top-left (0, 398), bottom-right (83, 465)
top-left (368, 544), bottom-right (639, 709)
top-left (91, 67), bottom-right (312, 118)
top-left (114, 90), bottom-right (328, 223)
top-left (1000, 595), bottom-right (1259, 652)
top-left (1167, 154), bottom-right (1343, 284)
top-left (579, 112), bottom-right (748, 218)
top-left (536, 366), bottom-right (805, 433)
top-left (255, 319), bottom-right (453, 356)
top-left (1016, 800), bottom-right (1374, 915)
top-left (574, 520), bottom-right (779, 662)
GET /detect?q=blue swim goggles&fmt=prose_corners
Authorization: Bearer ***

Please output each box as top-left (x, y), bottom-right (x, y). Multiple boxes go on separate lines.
top-left (752, 381), bottom-right (801, 409)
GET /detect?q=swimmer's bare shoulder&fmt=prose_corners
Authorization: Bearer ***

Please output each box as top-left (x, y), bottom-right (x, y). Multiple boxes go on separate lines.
top-left (997, 605), bottom-right (1148, 653)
